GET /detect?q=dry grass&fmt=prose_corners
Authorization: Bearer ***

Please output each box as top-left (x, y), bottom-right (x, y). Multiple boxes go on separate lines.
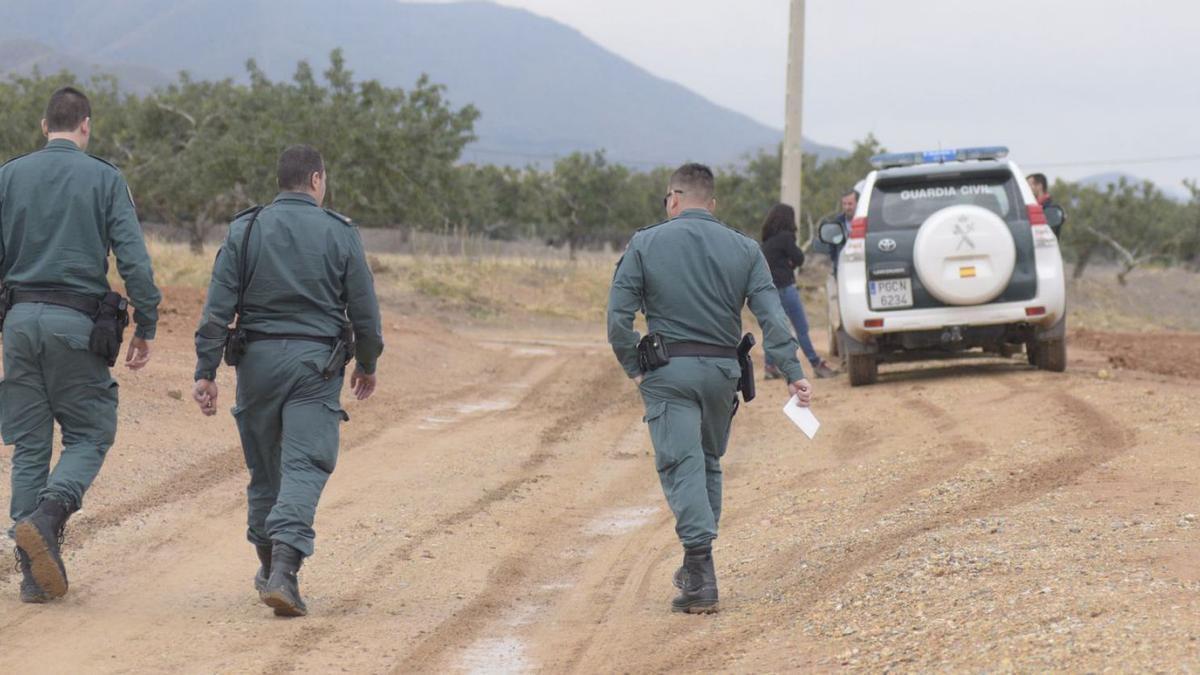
top-left (373, 252), bottom-right (614, 321)
top-left (121, 237), bottom-right (617, 322)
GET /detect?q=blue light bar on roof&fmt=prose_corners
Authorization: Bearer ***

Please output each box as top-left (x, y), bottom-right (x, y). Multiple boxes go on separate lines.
top-left (870, 146), bottom-right (1009, 169)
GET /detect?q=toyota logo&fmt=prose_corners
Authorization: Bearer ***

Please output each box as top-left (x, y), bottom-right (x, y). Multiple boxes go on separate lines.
top-left (878, 238), bottom-right (897, 252)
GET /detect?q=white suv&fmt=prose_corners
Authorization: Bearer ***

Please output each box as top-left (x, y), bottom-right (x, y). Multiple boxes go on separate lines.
top-left (819, 147), bottom-right (1067, 386)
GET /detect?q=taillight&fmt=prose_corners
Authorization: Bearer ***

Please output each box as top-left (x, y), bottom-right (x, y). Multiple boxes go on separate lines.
top-left (1025, 306), bottom-right (1046, 317)
top-left (864, 318), bottom-right (884, 328)
top-left (1027, 204), bottom-right (1047, 226)
top-left (849, 216), bottom-right (868, 239)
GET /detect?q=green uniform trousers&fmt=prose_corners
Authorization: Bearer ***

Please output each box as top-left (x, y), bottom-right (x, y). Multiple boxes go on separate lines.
top-left (638, 356), bottom-right (740, 549)
top-left (3, 303), bottom-right (118, 530)
top-left (233, 340), bottom-right (348, 558)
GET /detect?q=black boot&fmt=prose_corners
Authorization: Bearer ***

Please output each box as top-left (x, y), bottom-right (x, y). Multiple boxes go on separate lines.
top-left (253, 544), bottom-right (273, 592)
top-left (671, 544), bottom-right (719, 614)
top-left (14, 548), bottom-right (48, 604)
top-left (260, 542), bottom-right (306, 617)
top-left (13, 498), bottom-right (71, 599)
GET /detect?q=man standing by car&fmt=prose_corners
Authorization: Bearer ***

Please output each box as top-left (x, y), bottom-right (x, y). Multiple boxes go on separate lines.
top-left (825, 189), bottom-right (858, 273)
top-left (607, 162), bottom-right (812, 614)
top-left (1, 87), bottom-right (161, 603)
top-left (192, 145), bottom-right (383, 617)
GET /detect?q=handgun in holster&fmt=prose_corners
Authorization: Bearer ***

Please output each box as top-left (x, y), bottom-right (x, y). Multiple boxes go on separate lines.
top-left (736, 332), bottom-right (756, 403)
top-left (0, 286), bottom-right (11, 329)
top-left (320, 324), bottom-right (355, 380)
top-left (90, 292), bottom-right (131, 367)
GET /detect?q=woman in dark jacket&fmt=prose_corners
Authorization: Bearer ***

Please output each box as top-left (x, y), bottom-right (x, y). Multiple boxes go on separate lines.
top-left (760, 203), bottom-right (838, 379)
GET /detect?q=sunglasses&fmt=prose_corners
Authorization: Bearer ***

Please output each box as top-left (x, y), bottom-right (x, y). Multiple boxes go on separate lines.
top-left (662, 189), bottom-right (683, 208)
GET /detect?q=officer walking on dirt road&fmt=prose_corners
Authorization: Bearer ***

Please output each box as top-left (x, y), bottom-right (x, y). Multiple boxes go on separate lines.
top-left (191, 145), bottom-right (383, 617)
top-left (0, 87), bottom-right (161, 603)
top-left (607, 163), bottom-right (812, 614)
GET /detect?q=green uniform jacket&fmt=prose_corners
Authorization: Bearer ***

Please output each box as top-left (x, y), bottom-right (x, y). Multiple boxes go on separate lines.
top-left (607, 208), bottom-right (804, 382)
top-left (0, 139), bottom-right (161, 338)
top-left (193, 192), bottom-right (384, 380)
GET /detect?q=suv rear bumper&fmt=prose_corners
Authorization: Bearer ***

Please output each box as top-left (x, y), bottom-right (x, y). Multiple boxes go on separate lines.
top-left (838, 247), bottom-right (1065, 344)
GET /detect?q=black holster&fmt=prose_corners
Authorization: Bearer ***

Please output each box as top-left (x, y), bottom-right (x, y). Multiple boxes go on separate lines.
top-left (319, 324), bottom-right (355, 380)
top-left (736, 332), bottom-right (756, 403)
top-left (89, 292), bottom-right (130, 367)
top-left (224, 326), bottom-right (248, 367)
top-left (0, 287), bottom-right (11, 330)
top-left (636, 333), bottom-right (670, 373)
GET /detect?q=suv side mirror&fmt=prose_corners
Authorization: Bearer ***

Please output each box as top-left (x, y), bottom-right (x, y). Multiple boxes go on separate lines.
top-left (818, 220), bottom-right (846, 247)
top-left (1043, 204), bottom-right (1066, 236)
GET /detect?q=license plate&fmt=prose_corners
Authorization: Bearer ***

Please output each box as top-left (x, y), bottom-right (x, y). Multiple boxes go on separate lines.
top-left (869, 278), bottom-right (913, 310)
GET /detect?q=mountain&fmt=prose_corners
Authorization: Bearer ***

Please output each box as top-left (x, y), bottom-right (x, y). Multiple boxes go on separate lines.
top-left (1079, 171), bottom-right (1189, 202)
top-left (0, 39), bottom-right (170, 95)
top-left (0, 0), bottom-right (843, 168)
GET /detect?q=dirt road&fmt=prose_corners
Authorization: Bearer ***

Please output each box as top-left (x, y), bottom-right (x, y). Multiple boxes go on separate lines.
top-left (1, 289), bottom-right (1198, 672)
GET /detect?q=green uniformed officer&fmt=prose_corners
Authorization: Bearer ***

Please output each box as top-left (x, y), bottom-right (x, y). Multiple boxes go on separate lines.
top-left (0, 87), bottom-right (161, 603)
top-left (607, 163), bottom-right (813, 614)
top-left (191, 144), bottom-right (383, 617)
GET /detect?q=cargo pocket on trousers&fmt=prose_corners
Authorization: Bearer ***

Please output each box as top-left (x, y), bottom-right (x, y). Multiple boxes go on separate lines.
top-left (322, 402), bottom-right (350, 423)
top-left (643, 400), bottom-right (676, 472)
top-left (715, 361), bottom-right (741, 382)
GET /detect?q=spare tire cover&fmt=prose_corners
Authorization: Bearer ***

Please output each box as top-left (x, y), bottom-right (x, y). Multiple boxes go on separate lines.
top-left (912, 204), bottom-right (1016, 306)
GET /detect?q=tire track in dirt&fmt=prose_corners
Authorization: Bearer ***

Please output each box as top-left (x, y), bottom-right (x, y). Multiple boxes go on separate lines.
top-left (0, 350), bottom-right (568, 590)
top-left (262, 351), bottom-right (634, 674)
top-left (571, 385), bottom-right (1136, 673)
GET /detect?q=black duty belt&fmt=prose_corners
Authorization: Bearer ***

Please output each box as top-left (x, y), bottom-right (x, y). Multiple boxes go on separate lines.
top-left (244, 330), bottom-right (338, 347)
top-left (666, 341), bottom-right (738, 359)
top-left (9, 289), bottom-right (101, 317)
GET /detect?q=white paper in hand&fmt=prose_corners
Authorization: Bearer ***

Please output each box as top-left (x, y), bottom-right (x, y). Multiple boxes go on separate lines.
top-left (783, 394), bottom-right (820, 439)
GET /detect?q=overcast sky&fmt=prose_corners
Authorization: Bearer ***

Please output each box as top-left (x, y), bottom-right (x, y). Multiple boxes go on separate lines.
top-left (473, 0), bottom-right (1199, 195)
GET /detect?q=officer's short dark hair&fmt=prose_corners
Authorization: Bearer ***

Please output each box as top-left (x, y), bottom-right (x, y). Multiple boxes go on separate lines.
top-left (277, 144), bottom-right (325, 191)
top-left (1028, 173), bottom-right (1048, 192)
top-left (44, 87), bottom-right (91, 133)
top-left (842, 189), bottom-right (860, 200)
top-left (669, 162), bottom-right (715, 201)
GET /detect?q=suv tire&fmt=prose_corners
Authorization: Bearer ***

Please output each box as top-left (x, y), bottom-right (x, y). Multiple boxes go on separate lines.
top-left (846, 351), bottom-right (878, 386)
top-left (1035, 338), bottom-right (1067, 372)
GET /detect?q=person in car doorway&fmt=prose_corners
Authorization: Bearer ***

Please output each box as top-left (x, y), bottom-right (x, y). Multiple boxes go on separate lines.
top-left (759, 203), bottom-right (838, 379)
top-left (1027, 173), bottom-right (1058, 211)
top-left (822, 189), bottom-right (858, 274)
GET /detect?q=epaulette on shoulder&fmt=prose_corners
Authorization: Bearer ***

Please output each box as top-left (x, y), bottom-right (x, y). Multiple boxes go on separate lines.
top-left (635, 219), bottom-right (668, 234)
top-left (723, 223), bottom-right (753, 239)
top-left (231, 205), bottom-right (263, 221)
top-left (322, 208), bottom-right (353, 226)
top-left (86, 153), bottom-right (121, 172)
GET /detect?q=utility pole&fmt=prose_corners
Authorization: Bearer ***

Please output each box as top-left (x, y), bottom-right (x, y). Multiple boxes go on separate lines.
top-left (780, 0), bottom-right (805, 224)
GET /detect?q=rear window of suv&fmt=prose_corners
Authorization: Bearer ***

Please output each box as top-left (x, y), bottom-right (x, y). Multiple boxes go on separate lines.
top-left (868, 174), bottom-right (1023, 231)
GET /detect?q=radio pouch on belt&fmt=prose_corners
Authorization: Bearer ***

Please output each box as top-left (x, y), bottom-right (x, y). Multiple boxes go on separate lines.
top-left (637, 333), bottom-right (670, 373)
top-left (224, 207), bottom-right (263, 367)
top-left (736, 332), bottom-right (756, 403)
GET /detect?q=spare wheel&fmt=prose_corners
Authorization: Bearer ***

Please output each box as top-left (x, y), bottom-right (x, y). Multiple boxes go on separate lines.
top-left (913, 204), bottom-right (1016, 306)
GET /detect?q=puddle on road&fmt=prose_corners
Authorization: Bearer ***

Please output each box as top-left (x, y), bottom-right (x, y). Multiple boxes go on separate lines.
top-left (455, 400), bottom-right (515, 415)
top-left (458, 637), bottom-right (531, 674)
top-left (583, 506), bottom-right (660, 537)
top-left (511, 347), bottom-right (557, 357)
top-left (417, 399), bottom-right (517, 431)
